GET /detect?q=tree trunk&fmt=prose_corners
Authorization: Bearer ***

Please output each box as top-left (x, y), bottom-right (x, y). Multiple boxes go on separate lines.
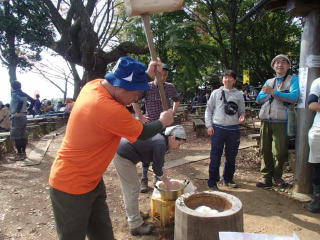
top-left (4, 1), bottom-right (18, 84)
top-left (175, 191), bottom-right (243, 240)
top-left (8, 63), bottom-right (17, 84)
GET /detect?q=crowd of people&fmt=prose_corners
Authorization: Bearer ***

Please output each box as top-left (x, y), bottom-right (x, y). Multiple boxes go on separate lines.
top-left (0, 82), bottom-right (75, 161)
top-left (1, 53), bottom-right (319, 240)
top-left (28, 96), bottom-right (74, 116)
top-left (1, 97), bottom-right (75, 120)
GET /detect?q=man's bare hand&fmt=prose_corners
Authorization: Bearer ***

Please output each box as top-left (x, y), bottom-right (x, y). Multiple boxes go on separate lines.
top-left (159, 109), bottom-right (174, 127)
top-left (262, 86), bottom-right (275, 95)
top-left (207, 126), bottom-right (214, 136)
top-left (146, 58), bottom-right (163, 78)
top-left (239, 115), bottom-right (246, 124)
top-left (139, 115), bottom-right (151, 124)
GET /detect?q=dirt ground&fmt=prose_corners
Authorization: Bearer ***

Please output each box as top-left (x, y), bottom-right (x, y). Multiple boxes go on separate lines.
top-left (0, 121), bottom-right (319, 240)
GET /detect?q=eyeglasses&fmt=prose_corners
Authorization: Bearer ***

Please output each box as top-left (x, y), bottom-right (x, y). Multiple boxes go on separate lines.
top-left (175, 137), bottom-right (186, 141)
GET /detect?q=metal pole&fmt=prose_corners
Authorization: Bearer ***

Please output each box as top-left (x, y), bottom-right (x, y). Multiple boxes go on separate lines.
top-left (294, 9), bottom-right (320, 194)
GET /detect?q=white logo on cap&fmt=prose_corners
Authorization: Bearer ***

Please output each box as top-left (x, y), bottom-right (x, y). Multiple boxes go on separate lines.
top-left (123, 72), bottom-right (133, 82)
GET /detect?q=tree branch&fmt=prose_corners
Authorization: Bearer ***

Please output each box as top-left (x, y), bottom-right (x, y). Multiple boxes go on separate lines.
top-left (41, 0), bottom-right (67, 34)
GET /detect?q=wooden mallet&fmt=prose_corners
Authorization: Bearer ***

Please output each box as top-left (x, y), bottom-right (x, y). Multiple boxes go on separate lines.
top-left (124, 0), bottom-right (185, 110)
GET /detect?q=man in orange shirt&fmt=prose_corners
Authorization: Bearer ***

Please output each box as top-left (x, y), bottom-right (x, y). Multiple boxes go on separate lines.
top-left (49, 57), bottom-right (174, 240)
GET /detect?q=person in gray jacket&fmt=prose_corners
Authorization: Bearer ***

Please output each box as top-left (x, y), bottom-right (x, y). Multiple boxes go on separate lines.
top-left (205, 70), bottom-right (246, 191)
top-left (113, 125), bottom-right (187, 236)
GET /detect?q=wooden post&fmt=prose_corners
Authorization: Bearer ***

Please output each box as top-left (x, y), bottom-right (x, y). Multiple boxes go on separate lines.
top-left (294, 9), bottom-right (320, 194)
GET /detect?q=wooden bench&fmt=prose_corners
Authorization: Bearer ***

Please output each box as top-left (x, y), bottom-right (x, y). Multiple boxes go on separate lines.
top-left (26, 125), bottom-right (41, 140)
top-left (192, 118), bottom-right (206, 137)
top-left (39, 122), bottom-right (56, 134)
top-left (248, 133), bottom-right (261, 146)
top-left (174, 114), bottom-right (182, 124)
top-left (0, 132), bottom-right (14, 155)
top-left (0, 132), bottom-right (10, 138)
top-left (0, 138), bottom-right (6, 159)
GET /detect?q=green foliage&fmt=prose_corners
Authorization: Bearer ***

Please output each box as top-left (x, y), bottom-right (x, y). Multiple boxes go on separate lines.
top-left (239, 9), bottom-right (302, 85)
top-left (0, 0), bottom-right (54, 71)
top-left (117, 0), bottom-right (301, 98)
top-left (119, 5), bottom-right (215, 99)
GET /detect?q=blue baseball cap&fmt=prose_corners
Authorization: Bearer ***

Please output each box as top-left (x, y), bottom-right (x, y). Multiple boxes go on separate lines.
top-left (105, 57), bottom-right (150, 91)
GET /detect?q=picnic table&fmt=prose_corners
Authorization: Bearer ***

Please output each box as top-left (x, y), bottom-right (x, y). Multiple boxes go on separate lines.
top-left (192, 104), bottom-right (206, 116)
top-left (0, 131), bottom-right (13, 156)
top-left (26, 113), bottom-right (68, 138)
top-left (244, 107), bottom-right (261, 129)
top-left (245, 100), bottom-right (259, 108)
top-left (0, 132), bottom-right (10, 138)
top-left (27, 117), bottom-right (45, 124)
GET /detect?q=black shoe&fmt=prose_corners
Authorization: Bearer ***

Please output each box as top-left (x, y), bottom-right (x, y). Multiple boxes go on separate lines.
top-left (307, 185), bottom-right (320, 213)
top-left (307, 198), bottom-right (320, 213)
top-left (209, 184), bottom-right (219, 191)
top-left (256, 180), bottom-right (273, 188)
top-left (19, 152), bottom-right (27, 161)
top-left (223, 180), bottom-right (238, 188)
top-left (274, 178), bottom-right (288, 188)
top-left (7, 154), bottom-right (19, 162)
top-left (7, 153), bottom-right (24, 161)
top-left (130, 223), bottom-right (154, 236)
top-left (140, 178), bottom-right (149, 193)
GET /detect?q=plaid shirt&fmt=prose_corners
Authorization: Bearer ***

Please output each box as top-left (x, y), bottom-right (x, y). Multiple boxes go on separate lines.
top-left (142, 81), bottom-right (180, 121)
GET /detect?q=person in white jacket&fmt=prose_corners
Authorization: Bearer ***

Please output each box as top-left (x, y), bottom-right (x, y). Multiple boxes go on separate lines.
top-left (307, 77), bottom-right (320, 213)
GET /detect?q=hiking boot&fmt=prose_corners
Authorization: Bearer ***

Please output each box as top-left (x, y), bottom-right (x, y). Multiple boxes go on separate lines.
top-left (222, 180), bottom-right (238, 188)
top-left (140, 178), bottom-right (149, 193)
top-left (256, 180), bottom-right (273, 188)
top-left (130, 223), bottom-right (154, 236)
top-left (274, 178), bottom-right (288, 188)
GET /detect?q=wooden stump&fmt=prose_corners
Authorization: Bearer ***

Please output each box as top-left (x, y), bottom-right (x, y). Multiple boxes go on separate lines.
top-left (192, 118), bottom-right (206, 137)
top-left (175, 191), bottom-right (243, 240)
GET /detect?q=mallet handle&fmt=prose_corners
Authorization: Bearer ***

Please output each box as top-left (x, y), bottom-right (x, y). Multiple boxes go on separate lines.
top-left (141, 14), bottom-right (168, 111)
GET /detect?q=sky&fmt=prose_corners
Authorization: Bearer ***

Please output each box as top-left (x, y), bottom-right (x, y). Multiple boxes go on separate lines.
top-left (0, 53), bottom-right (75, 104)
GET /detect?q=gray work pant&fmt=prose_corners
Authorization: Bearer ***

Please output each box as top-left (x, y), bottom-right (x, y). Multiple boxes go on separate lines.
top-left (113, 153), bottom-right (144, 229)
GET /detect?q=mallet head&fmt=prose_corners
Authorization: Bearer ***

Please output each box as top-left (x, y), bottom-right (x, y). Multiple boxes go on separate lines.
top-left (124, 0), bottom-right (184, 17)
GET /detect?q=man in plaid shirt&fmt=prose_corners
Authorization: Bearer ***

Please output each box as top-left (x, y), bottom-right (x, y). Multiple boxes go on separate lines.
top-left (132, 64), bottom-right (180, 192)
